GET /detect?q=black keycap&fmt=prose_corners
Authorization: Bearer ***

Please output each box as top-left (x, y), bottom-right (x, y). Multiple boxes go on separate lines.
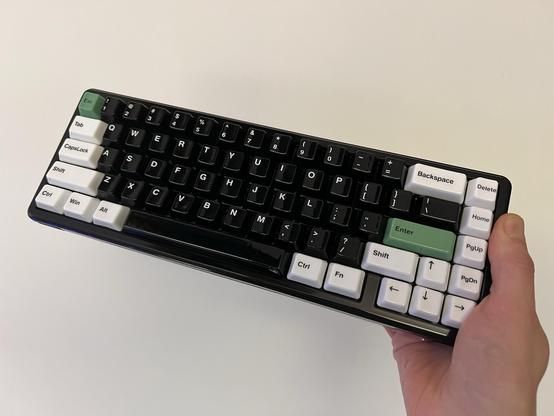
top-left (274, 163), bottom-right (296, 185)
top-left (359, 182), bottom-right (382, 205)
top-left (148, 133), bottom-right (170, 154)
top-left (126, 211), bottom-right (289, 278)
top-left (324, 145), bottom-right (345, 167)
top-left (420, 196), bottom-right (461, 230)
top-left (222, 150), bottom-right (245, 172)
top-left (169, 111), bottom-right (192, 131)
top-left (222, 206), bottom-right (247, 230)
top-left (173, 138), bottom-right (195, 160)
top-left (168, 165), bottom-right (191, 187)
top-left (381, 158), bottom-right (406, 185)
top-left (296, 139), bottom-right (317, 161)
top-left (144, 158), bottom-right (167, 180)
top-left (171, 193), bottom-right (195, 215)
top-left (251, 214), bottom-right (274, 236)
top-left (277, 220), bottom-right (301, 249)
top-left (389, 189), bottom-right (412, 214)
top-left (120, 153), bottom-right (143, 174)
top-left (145, 186), bottom-right (169, 209)
top-left (197, 145), bottom-right (219, 165)
top-left (120, 180), bottom-right (144, 207)
top-left (197, 200), bottom-right (220, 222)
top-left (194, 171), bottom-right (217, 193)
top-left (97, 148), bottom-right (120, 173)
top-left (122, 101), bottom-right (146, 121)
top-left (101, 97), bottom-right (123, 119)
top-left (329, 175), bottom-right (352, 198)
top-left (302, 169), bottom-right (324, 191)
top-left (97, 174), bottom-right (122, 202)
top-left (334, 236), bottom-right (363, 267)
top-left (220, 177), bottom-right (243, 199)
top-left (193, 116), bottom-right (217, 136)
top-left (125, 128), bottom-right (146, 148)
top-left (145, 106), bottom-right (169, 126)
top-left (244, 128), bottom-right (265, 149)
top-left (352, 151), bottom-right (374, 174)
top-left (329, 204), bottom-right (351, 227)
top-left (219, 122), bottom-right (241, 143)
top-left (305, 228), bottom-right (330, 258)
top-left (300, 197), bottom-right (324, 220)
top-left (269, 134), bottom-right (291, 155)
top-left (249, 157), bottom-right (270, 179)
top-left (246, 184), bottom-right (269, 206)
top-left (272, 190), bottom-right (296, 213)
top-left (104, 123), bottom-right (124, 144)
top-left (359, 211), bottom-right (383, 237)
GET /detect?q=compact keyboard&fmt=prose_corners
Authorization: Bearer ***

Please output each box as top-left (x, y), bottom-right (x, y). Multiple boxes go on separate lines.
top-left (28, 89), bottom-right (511, 344)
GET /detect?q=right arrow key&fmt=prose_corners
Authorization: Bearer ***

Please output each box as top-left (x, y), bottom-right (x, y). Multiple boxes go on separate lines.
top-left (441, 295), bottom-right (476, 328)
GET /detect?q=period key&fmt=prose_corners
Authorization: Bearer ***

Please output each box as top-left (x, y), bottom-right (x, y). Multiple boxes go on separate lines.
top-left (383, 218), bottom-right (456, 261)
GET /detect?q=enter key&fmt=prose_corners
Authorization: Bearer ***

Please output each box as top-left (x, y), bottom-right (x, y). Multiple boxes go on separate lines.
top-left (383, 218), bottom-right (456, 261)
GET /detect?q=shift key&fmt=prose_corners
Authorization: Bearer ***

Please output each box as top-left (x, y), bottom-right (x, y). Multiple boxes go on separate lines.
top-left (384, 218), bottom-right (456, 261)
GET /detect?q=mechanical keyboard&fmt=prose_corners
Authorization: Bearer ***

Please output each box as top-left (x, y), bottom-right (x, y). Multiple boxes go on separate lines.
top-left (28, 89), bottom-right (511, 344)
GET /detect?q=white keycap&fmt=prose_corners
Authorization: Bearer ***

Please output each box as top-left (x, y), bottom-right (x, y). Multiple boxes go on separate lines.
top-left (453, 235), bottom-right (488, 270)
top-left (361, 242), bottom-right (419, 282)
top-left (58, 138), bottom-right (104, 169)
top-left (46, 161), bottom-right (104, 196)
top-left (416, 257), bottom-right (450, 292)
top-left (376, 277), bottom-right (412, 314)
top-left (63, 192), bottom-right (100, 222)
top-left (287, 253), bottom-right (328, 288)
top-left (448, 265), bottom-right (483, 301)
top-left (465, 177), bottom-right (498, 210)
top-left (408, 286), bottom-right (444, 323)
top-left (68, 115), bottom-right (107, 145)
top-left (323, 263), bottom-right (365, 299)
top-left (92, 201), bottom-right (130, 231)
top-left (34, 184), bottom-right (71, 214)
top-left (441, 295), bottom-right (476, 329)
top-left (459, 206), bottom-right (493, 240)
top-left (404, 163), bottom-right (467, 204)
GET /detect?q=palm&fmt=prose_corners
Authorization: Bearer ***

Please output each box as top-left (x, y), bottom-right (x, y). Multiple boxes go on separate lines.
top-left (386, 214), bottom-right (549, 416)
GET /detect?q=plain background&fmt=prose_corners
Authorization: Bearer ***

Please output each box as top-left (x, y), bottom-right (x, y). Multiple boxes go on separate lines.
top-left (1, 1), bottom-right (553, 415)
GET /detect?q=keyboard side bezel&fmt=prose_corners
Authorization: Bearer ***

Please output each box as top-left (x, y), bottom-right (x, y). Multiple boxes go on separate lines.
top-left (27, 88), bottom-right (512, 345)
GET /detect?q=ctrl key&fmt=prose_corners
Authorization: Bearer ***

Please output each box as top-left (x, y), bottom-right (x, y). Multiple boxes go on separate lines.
top-left (35, 185), bottom-right (71, 214)
top-left (376, 277), bottom-right (412, 314)
top-left (92, 201), bottom-right (130, 231)
top-left (287, 253), bottom-right (328, 289)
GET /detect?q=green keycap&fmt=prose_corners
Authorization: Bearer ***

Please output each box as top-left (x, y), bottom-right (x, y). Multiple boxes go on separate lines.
top-left (78, 91), bottom-right (104, 119)
top-left (383, 218), bottom-right (456, 261)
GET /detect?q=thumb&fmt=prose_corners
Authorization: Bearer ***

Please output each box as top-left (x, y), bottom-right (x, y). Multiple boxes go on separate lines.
top-left (487, 213), bottom-right (535, 307)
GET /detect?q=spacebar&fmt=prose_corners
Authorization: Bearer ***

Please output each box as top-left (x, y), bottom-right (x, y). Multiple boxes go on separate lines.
top-left (124, 211), bottom-right (290, 277)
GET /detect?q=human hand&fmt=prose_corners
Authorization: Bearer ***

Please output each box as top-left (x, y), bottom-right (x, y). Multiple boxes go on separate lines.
top-left (386, 214), bottom-right (549, 416)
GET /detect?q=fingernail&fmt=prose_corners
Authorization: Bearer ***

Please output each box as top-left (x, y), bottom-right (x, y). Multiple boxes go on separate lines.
top-left (503, 214), bottom-right (525, 241)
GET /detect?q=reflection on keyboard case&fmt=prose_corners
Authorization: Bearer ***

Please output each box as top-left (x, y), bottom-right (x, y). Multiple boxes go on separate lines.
top-left (28, 89), bottom-right (511, 345)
